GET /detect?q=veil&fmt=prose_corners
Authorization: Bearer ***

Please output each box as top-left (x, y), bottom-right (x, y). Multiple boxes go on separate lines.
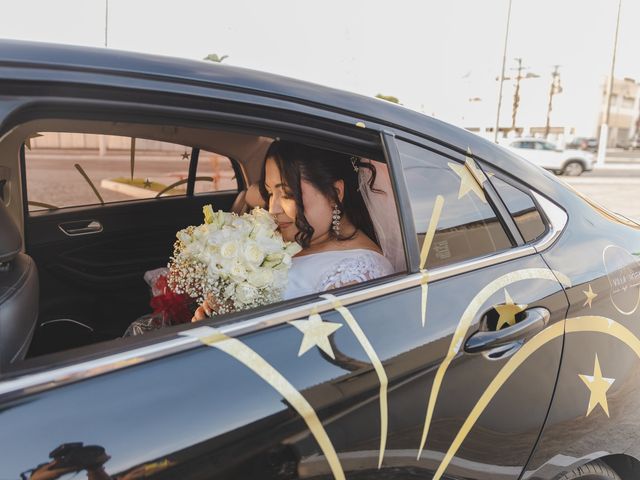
top-left (358, 159), bottom-right (406, 272)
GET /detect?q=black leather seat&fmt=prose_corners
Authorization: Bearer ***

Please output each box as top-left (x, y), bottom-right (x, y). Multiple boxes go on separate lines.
top-left (0, 202), bottom-right (38, 370)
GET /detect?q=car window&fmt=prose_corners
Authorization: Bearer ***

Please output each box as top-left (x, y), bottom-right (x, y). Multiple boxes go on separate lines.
top-left (542, 142), bottom-right (557, 151)
top-left (24, 132), bottom-right (237, 212)
top-left (519, 141), bottom-right (534, 149)
top-left (397, 140), bottom-right (512, 269)
top-left (511, 141), bottom-right (522, 148)
top-left (195, 150), bottom-right (237, 194)
top-left (490, 176), bottom-right (547, 243)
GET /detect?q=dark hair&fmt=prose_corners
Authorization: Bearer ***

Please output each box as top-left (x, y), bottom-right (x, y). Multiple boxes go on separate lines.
top-left (259, 140), bottom-right (380, 248)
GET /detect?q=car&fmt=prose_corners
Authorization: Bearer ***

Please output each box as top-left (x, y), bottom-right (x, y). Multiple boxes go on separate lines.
top-left (566, 136), bottom-right (598, 153)
top-left (507, 138), bottom-right (596, 176)
top-left (1, 40), bottom-right (640, 480)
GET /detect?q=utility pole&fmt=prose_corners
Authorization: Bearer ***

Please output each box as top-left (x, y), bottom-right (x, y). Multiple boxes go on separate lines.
top-left (511, 58), bottom-right (524, 133)
top-left (494, 0), bottom-right (513, 143)
top-left (597, 0), bottom-right (622, 166)
top-left (505, 58), bottom-right (539, 136)
top-left (544, 65), bottom-right (562, 139)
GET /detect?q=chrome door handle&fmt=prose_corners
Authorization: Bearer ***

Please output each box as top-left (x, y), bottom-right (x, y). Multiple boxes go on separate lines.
top-left (58, 220), bottom-right (103, 236)
top-left (464, 307), bottom-right (550, 354)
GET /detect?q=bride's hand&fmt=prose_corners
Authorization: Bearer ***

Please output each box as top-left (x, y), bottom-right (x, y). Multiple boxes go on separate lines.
top-left (191, 295), bottom-right (215, 322)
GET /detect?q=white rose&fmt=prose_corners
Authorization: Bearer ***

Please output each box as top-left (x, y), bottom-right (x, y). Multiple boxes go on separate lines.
top-left (235, 282), bottom-right (258, 305)
top-left (229, 261), bottom-right (247, 280)
top-left (176, 230), bottom-right (192, 245)
top-left (253, 208), bottom-right (277, 228)
top-left (193, 225), bottom-right (208, 242)
top-left (185, 243), bottom-right (202, 257)
top-left (272, 268), bottom-right (288, 288)
top-left (256, 235), bottom-right (283, 253)
top-left (244, 242), bottom-right (265, 265)
top-left (220, 241), bottom-right (238, 259)
top-left (247, 268), bottom-right (272, 288)
top-left (232, 217), bottom-right (251, 234)
top-left (285, 242), bottom-right (302, 256)
top-left (210, 211), bottom-right (225, 229)
top-left (206, 263), bottom-right (220, 280)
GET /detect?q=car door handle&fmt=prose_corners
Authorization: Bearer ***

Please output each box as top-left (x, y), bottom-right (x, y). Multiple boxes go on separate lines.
top-left (58, 220), bottom-right (103, 236)
top-left (464, 307), bottom-right (550, 354)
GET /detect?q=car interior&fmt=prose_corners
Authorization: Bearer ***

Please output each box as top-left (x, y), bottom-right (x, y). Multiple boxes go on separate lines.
top-left (0, 117), bottom-right (404, 373)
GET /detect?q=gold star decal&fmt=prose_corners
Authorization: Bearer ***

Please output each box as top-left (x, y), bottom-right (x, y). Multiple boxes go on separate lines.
top-left (495, 289), bottom-right (527, 330)
top-left (289, 310), bottom-right (342, 359)
top-left (143, 178), bottom-right (152, 188)
top-left (583, 284), bottom-right (598, 308)
top-left (24, 133), bottom-right (43, 150)
top-left (578, 354), bottom-right (615, 417)
top-left (448, 151), bottom-right (487, 203)
top-left (181, 151), bottom-right (190, 160)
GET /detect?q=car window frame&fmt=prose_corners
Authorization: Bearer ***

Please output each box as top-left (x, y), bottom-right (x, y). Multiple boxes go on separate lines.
top-left (484, 170), bottom-right (551, 245)
top-left (391, 134), bottom-right (526, 266)
top-left (0, 100), bottom-right (409, 385)
top-left (386, 128), bottom-right (566, 255)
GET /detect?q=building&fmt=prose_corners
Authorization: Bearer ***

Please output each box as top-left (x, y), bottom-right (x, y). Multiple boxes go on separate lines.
top-left (597, 76), bottom-right (640, 147)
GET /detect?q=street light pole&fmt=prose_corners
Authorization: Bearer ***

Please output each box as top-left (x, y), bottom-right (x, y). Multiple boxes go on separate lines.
top-left (597, 0), bottom-right (622, 166)
top-left (104, 0), bottom-right (109, 47)
top-left (494, 0), bottom-right (513, 143)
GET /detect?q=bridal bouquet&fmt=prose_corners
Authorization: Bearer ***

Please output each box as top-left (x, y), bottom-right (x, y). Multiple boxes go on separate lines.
top-left (166, 205), bottom-right (301, 315)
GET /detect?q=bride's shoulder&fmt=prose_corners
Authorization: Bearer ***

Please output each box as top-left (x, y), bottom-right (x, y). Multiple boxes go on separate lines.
top-left (295, 248), bottom-right (393, 292)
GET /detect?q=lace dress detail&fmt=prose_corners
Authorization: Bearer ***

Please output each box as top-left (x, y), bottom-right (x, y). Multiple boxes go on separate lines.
top-left (284, 249), bottom-right (394, 299)
top-left (317, 252), bottom-right (393, 291)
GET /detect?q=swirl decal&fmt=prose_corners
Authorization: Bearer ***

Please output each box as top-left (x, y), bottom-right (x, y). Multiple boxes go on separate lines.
top-left (180, 327), bottom-right (345, 480)
top-left (321, 294), bottom-right (389, 469)
top-left (419, 194), bottom-right (445, 327)
top-left (417, 267), bottom-right (571, 459)
top-left (431, 315), bottom-right (639, 480)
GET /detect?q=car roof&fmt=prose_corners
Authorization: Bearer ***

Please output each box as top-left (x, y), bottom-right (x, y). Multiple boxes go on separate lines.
top-left (0, 39), bottom-right (461, 141)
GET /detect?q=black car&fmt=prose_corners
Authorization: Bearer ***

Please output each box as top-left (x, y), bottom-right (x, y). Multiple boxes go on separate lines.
top-left (1, 40), bottom-right (640, 480)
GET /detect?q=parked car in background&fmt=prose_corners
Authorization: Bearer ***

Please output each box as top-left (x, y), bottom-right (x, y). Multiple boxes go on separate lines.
top-left (507, 138), bottom-right (596, 176)
top-left (566, 136), bottom-right (598, 152)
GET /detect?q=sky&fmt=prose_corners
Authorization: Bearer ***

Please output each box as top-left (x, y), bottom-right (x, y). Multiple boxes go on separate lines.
top-left (1, 0), bottom-right (638, 136)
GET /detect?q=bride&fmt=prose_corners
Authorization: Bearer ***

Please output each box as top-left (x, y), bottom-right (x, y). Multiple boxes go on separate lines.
top-left (191, 140), bottom-right (396, 322)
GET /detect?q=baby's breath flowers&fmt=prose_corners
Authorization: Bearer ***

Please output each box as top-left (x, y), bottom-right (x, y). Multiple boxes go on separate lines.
top-left (167, 205), bottom-right (301, 315)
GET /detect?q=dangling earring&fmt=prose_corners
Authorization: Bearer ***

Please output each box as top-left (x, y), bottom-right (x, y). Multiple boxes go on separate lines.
top-left (332, 204), bottom-right (341, 235)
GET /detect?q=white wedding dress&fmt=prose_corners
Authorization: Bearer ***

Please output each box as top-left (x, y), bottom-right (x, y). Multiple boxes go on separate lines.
top-left (284, 248), bottom-right (394, 299)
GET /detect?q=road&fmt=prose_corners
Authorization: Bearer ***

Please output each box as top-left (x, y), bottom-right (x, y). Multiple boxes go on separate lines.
top-left (24, 151), bottom-right (236, 210)
top-left (562, 167), bottom-right (640, 222)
